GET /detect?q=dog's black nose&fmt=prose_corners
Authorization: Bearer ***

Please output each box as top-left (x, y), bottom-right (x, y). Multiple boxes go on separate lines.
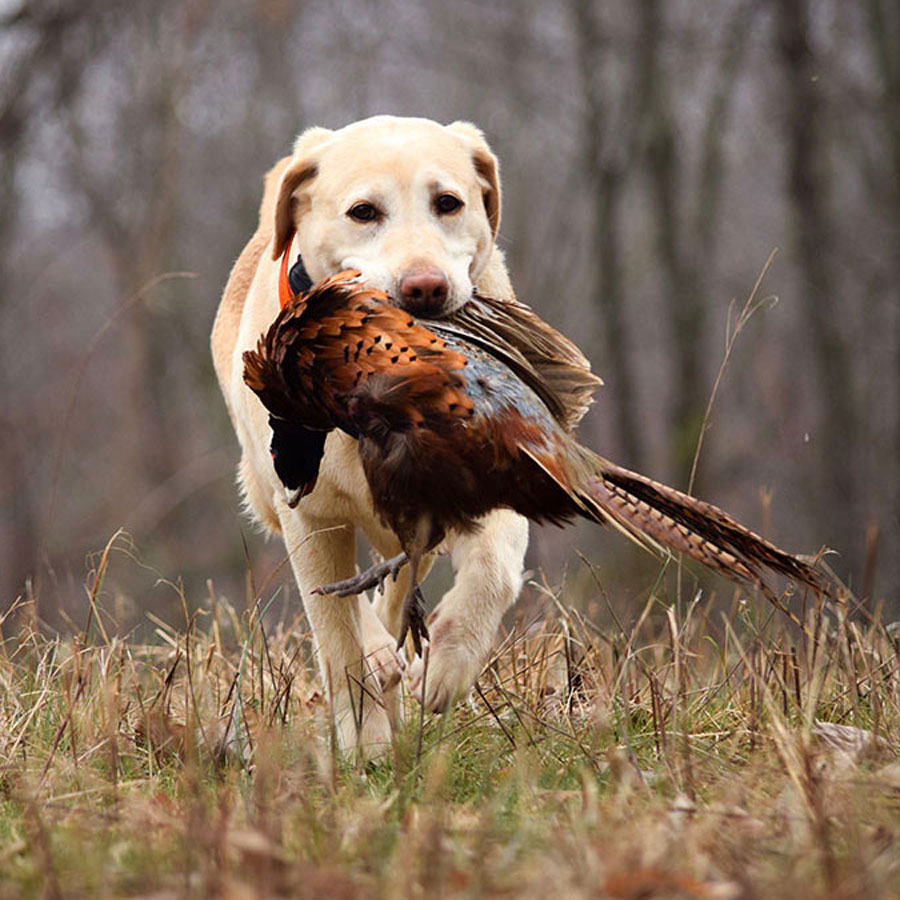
top-left (398, 266), bottom-right (450, 316)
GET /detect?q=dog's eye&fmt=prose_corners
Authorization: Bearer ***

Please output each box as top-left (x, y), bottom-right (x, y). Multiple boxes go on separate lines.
top-left (434, 194), bottom-right (463, 215)
top-left (347, 202), bottom-right (380, 223)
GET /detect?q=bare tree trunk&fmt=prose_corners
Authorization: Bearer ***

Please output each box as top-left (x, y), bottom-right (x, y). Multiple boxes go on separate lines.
top-left (635, 0), bottom-right (704, 485)
top-left (864, 0), bottom-right (900, 594)
top-left (571, 0), bottom-right (644, 468)
top-left (61, 5), bottom-right (202, 494)
top-left (0, 2), bottom-right (95, 606)
top-left (774, 0), bottom-right (858, 570)
top-left (694, 2), bottom-right (755, 262)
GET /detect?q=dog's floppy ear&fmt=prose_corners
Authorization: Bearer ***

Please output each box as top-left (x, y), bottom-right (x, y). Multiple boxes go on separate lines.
top-left (446, 121), bottom-right (501, 239)
top-left (272, 126), bottom-right (333, 260)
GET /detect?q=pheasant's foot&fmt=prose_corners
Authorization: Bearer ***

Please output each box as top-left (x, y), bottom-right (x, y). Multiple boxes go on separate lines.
top-left (395, 586), bottom-right (430, 657)
top-left (314, 553), bottom-right (408, 598)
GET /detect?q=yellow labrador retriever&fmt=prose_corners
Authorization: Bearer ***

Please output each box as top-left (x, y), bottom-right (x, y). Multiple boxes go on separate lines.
top-left (211, 116), bottom-right (528, 753)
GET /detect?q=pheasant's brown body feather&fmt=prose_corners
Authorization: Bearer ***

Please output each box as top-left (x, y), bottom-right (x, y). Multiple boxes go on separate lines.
top-left (243, 272), bottom-right (824, 633)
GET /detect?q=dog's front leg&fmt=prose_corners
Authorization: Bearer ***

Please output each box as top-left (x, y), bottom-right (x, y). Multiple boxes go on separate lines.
top-left (278, 507), bottom-right (394, 756)
top-left (406, 509), bottom-right (528, 712)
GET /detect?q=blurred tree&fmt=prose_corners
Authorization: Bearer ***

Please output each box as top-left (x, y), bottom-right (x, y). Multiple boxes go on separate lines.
top-left (0, 0), bottom-right (897, 622)
top-left (863, 0), bottom-right (900, 597)
top-left (634, 0), bottom-right (705, 484)
top-left (0, 0), bottom-right (100, 605)
top-left (773, 0), bottom-right (859, 577)
top-left (570, 0), bottom-right (644, 470)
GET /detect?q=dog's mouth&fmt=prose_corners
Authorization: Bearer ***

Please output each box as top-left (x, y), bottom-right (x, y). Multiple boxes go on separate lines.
top-left (285, 480), bottom-right (316, 508)
top-left (335, 255), bottom-right (471, 321)
top-left (387, 288), bottom-right (472, 322)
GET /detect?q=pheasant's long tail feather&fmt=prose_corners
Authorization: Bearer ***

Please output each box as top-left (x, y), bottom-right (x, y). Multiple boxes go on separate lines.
top-left (559, 445), bottom-right (826, 596)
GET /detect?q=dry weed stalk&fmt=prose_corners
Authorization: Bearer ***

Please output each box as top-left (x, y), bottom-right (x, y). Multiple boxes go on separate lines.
top-left (1, 533), bottom-right (898, 897)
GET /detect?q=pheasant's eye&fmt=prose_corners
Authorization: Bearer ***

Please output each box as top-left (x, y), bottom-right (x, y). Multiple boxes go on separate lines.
top-left (347, 202), bottom-right (381, 223)
top-left (434, 193), bottom-right (463, 215)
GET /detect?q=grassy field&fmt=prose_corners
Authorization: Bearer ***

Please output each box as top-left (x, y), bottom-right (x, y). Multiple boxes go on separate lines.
top-left (1, 532), bottom-right (899, 899)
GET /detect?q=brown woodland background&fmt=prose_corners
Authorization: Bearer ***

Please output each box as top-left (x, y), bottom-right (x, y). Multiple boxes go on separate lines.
top-left (1, 0), bottom-right (898, 630)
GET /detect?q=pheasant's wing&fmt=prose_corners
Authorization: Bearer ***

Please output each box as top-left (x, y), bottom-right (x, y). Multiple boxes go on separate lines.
top-left (244, 275), bottom-right (470, 436)
top-left (243, 270), bottom-right (369, 423)
top-left (443, 295), bottom-right (602, 431)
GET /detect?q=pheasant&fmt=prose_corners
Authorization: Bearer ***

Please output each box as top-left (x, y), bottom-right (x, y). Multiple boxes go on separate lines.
top-left (243, 272), bottom-right (824, 653)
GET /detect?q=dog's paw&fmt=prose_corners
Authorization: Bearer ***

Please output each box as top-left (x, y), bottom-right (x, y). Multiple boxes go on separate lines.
top-left (357, 700), bottom-right (394, 758)
top-left (362, 637), bottom-right (405, 693)
top-left (405, 611), bottom-right (489, 712)
top-left (331, 683), bottom-right (394, 760)
top-left (359, 597), bottom-right (406, 693)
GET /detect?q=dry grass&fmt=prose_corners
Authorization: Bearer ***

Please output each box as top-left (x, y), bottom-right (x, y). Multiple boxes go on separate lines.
top-left (2, 532), bottom-right (900, 899)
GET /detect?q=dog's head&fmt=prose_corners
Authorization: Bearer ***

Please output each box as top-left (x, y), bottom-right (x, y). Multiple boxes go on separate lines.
top-left (271, 115), bottom-right (501, 318)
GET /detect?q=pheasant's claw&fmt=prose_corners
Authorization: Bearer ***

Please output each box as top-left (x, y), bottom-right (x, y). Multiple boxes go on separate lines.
top-left (396, 586), bottom-right (430, 657)
top-left (313, 552), bottom-right (408, 597)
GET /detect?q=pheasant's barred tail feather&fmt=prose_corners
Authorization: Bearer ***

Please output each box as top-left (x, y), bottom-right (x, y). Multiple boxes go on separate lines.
top-left (570, 450), bottom-right (825, 595)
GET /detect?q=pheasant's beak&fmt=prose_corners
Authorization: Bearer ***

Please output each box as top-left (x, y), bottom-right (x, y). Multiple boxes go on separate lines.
top-left (285, 478), bottom-right (317, 508)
